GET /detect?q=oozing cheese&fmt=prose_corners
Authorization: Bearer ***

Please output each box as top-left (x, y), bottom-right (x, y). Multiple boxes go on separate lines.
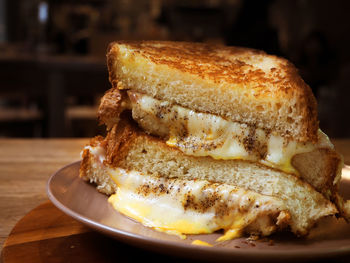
top-left (82, 145), bottom-right (106, 163)
top-left (191, 240), bottom-right (213, 247)
top-left (129, 92), bottom-right (333, 175)
top-left (107, 166), bottom-right (289, 241)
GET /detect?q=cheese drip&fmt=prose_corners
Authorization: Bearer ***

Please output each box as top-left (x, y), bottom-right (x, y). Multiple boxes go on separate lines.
top-left (107, 167), bottom-right (289, 241)
top-left (129, 92), bottom-right (333, 174)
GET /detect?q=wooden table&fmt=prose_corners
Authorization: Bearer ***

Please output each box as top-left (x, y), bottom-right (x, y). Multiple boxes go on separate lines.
top-left (1, 139), bottom-right (350, 261)
top-left (0, 139), bottom-right (88, 249)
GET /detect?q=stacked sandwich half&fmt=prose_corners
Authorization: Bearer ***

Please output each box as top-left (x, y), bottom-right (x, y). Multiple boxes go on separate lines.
top-left (80, 41), bottom-right (349, 241)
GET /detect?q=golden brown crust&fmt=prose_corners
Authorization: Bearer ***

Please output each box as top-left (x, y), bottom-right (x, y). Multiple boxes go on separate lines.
top-left (107, 41), bottom-right (319, 142)
top-left (280, 60), bottom-right (319, 140)
top-left (79, 148), bottom-right (92, 179)
top-left (107, 42), bottom-right (120, 91)
top-left (90, 135), bottom-right (105, 147)
top-left (105, 115), bottom-right (138, 165)
top-left (79, 136), bottom-right (105, 179)
top-left (97, 87), bottom-right (130, 130)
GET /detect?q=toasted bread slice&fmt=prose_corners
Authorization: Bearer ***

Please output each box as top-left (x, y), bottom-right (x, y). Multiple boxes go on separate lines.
top-left (81, 115), bottom-right (337, 236)
top-left (107, 41), bottom-right (318, 142)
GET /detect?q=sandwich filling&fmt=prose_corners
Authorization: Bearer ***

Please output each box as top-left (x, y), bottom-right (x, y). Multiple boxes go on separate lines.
top-left (127, 91), bottom-right (333, 175)
top-left (84, 145), bottom-right (290, 240)
top-left (108, 168), bottom-right (290, 240)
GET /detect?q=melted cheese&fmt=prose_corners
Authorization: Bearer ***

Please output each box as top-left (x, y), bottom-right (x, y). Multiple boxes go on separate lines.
top-left (82, 145), bottom-right (106, 163)
top-left (216, 228), bottom-right (242, 242)
top-left (191, 240), bottom-right (213, 247)
top-left (130, 93), bottom-right (332, 174)
top-left (106, 166), bottom-right (288, 241)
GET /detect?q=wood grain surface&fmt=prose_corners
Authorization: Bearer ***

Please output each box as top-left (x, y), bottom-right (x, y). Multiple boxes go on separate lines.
top-left (1, 201), bottom-right (198, 263)
top-left (0, 139), bottom-right (88, 250)
top-left (0, 139), bottom-right (350, 262)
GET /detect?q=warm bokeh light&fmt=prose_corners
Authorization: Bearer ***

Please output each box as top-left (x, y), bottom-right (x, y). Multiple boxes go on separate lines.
top-left (342, 165), bottom-right (350, 181)
top-left (0, 0), bottom-right (349, 137)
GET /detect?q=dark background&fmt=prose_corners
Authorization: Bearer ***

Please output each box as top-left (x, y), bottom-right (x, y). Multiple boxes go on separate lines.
top-left (0, 0), bottom-right (349, 138)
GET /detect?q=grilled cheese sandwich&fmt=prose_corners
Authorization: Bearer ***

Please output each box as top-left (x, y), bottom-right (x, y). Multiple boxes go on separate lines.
top-left (80, 41), bottom-right (348, 241)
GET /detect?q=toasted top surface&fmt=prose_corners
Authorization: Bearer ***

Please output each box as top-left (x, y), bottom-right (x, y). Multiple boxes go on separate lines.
top-left (111, 41), bottom-right (295, 93)
top-left (107, 41), bottom-right (319, 142)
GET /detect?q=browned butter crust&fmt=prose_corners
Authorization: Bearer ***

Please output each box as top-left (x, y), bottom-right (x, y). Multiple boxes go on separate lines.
top-left (107, 41), bottom-right (318, 142)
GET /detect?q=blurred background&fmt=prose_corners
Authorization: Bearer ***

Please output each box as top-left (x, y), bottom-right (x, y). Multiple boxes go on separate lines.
top-left (0, 0), bottom-right (349, 138)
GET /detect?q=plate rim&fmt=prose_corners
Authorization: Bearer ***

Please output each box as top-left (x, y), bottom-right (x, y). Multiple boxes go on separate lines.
top-left (47, 161), bottom-right (350, 260)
